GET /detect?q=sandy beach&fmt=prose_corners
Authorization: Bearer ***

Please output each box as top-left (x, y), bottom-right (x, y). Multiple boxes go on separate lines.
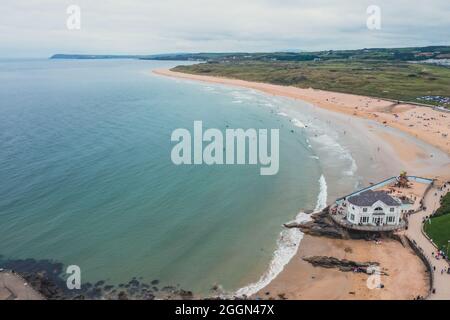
top-left (256, 235), bottom-right (429, 300)
top-left (154, 69), bottom-right (450, 182)
top-left (153, 68), bottom-right (449, 300)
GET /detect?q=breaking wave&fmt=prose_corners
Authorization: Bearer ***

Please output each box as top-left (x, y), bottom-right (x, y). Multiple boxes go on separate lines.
top-left (234, 175), bottom-right (328, 298)
top-left (291, 118), bottom-right (307, 128)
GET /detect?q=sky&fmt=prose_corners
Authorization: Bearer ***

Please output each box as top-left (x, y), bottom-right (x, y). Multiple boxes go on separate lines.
top-left (1, 0), bottom-right (450, 57)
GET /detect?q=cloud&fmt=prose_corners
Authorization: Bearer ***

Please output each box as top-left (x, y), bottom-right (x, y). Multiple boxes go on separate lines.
top-left (1, 0), bottom-right (449, 57)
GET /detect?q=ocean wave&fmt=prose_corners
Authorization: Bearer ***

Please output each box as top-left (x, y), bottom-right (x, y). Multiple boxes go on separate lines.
top-left (234, 175), bottom-right (327, 298)
top-left (291, 118), bottom-right (307, 128)
top-left (277, 112), bottom-right (288, 117)
top-left (311, 134), bottom-right (358, 176)
top-left (314, 175), bottom-right (328, 212)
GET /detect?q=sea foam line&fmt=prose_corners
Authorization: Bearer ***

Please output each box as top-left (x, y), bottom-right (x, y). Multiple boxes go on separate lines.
top-left (234, 175), bottom-right (327, 298)
top-left (290, 118), bottom-right (307, 128)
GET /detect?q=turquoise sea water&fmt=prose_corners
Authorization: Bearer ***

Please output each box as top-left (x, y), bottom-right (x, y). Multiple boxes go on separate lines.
top-left (0, 59), bottom-right (326, 295)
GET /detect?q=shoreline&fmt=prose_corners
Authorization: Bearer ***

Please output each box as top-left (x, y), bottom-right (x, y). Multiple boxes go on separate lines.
top-left (153, 67), bottom-right (450, 300)
top-left (153, 68), bottom-right (450, 183)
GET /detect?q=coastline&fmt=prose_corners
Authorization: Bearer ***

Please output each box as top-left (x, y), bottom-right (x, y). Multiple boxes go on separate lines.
top-left (153, 67), bottom-right (450, 300)
top-left (154, 68), bottom-right (450, 182)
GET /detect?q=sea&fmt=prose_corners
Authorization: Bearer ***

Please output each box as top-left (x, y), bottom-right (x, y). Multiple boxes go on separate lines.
top-left (0, 59), bottom-right (361, 297)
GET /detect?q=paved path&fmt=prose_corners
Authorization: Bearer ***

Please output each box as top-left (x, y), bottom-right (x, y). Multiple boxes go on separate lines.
top-left (0, 271), bottom-right (43, 300)
top-left (405, 184), bottom-right (450, 300)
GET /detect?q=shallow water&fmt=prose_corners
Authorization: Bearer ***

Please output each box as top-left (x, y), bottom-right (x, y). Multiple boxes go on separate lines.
top-left (0, 59), bottom-right (334, 294)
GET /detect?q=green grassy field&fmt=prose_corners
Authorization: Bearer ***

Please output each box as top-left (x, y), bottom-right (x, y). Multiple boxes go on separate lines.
top-left (424, 214), bottom-right (450, 253)
top-left (435, 192), bottom-right (450, 217)
top-left (424, 193), bottom-right (450, 253)
top-left (173, 60), bottom-right (450, 108)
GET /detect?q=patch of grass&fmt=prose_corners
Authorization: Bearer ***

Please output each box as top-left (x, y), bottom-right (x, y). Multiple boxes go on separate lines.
top-left (435, 192), bottom-right (450, 217)
top-left (424, 192), bottom-right (450, 252)
top-left (424, 214), bottom-right (450, 253)
top-left (173, 60), bottom-right (450, 108)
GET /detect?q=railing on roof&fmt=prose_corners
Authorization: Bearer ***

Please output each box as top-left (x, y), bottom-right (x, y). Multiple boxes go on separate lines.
top-left (335, 176), bottom-right (434, 205)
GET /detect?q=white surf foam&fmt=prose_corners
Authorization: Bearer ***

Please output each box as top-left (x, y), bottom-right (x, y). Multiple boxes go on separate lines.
top-left (311, 133), bottom-right (358, 176)
top-left (277, 112), bottom-right (289, 117)
top-left (314, 175), bottom-right (328, 212)
top-left (291, 118), bottom-right (307, 128)
top-left (234, 175), bottom-right (328, 298)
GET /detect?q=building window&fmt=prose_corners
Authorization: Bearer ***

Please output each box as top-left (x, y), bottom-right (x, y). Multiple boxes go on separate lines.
top-left (361, 216), bottom-right (369, 224)
top-left (390, 207), bottom-right (395, 212)
top-left (350, 214), bottom-right (355, 222)
top-left (387, 216), bottom-right (395, 223)
top-left (363, 208), bottom-right (368, 212)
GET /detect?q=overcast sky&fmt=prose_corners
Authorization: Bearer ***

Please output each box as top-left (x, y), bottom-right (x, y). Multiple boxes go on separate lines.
top-left (1, 0), bottom-right (449, 57)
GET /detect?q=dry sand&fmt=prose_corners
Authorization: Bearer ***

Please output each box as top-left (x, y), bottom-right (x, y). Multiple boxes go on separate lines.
top-left (257, 235), bottom-right (429, 300)
top-left (153, 68), bottom-right (448, 300)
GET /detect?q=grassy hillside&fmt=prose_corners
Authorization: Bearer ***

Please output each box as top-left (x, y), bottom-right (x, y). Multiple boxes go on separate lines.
top-left (146, 46), bottom-right (450, 62)
top-left (173, 60), bottom-right (450, 107)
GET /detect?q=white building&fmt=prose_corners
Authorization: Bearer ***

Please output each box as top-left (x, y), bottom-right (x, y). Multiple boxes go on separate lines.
top-left (344, 190), bottom-right (405, 226)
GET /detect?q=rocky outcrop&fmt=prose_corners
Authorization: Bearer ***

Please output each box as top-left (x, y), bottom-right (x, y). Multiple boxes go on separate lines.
top-left (303, 256), bottom-right (387, 275)
top-left (284, 207), bottom-right (395, 240)
top-left (20, 271), bottom-right (67, 299)
top-left (284, 207), bottom-right (348, 239)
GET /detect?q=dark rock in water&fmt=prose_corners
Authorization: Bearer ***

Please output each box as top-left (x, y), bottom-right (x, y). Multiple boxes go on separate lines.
top-left (129, 279), bottom-right (140, 287)
top-left (177, 289), bottom-right (194, 299)
top-left (144, 293), bottom-right (155, 300)
top-left (21, 271), bottom-right (67, 300)
top-left (81, 282), bottom-right (93, 290)
top-left (287, 207), bottom-right (349, 239)
top-left (162, 285), bottom-right (176, 292)
top-left (0, 257), bottom-right (69, 299)
top-left (283, 221), bottom-right (303, 228)
top-left (303, 256), bottom-right (384, 274)
top-left (91, 287), bottom-right (103, 297)
top-left (0, 257), bottom-right (197, 300)
top-left (118, 291), bottom-right (128, 300)
top-left (127, 287), bottom-right (138, 295)
top-left (95, 280), bottom-right (105, 287)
